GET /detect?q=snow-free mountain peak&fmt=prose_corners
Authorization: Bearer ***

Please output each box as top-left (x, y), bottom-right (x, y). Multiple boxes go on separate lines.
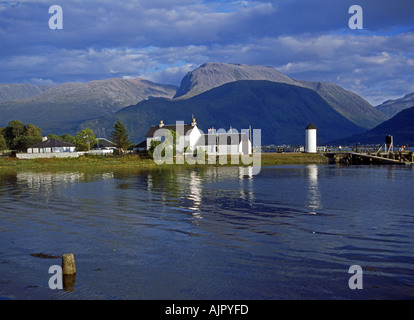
top-left (174, 62), bottom-right (297, 99)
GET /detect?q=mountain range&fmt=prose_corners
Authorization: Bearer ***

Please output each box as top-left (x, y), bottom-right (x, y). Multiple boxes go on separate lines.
top-left (174, 63), bottom-right (387, 129)
top-left (1, 62), bottom-right (411, 145)
top-left (0, 83), bottom-right (50, 103)
top-left (0, 78), bottom-right (177, 133)
top-left (334, 106), bottom-right (414, 145)
top-left (375, 92), bottom-right (414, 118)
top-left (81, 80), bottom-right (365, 145)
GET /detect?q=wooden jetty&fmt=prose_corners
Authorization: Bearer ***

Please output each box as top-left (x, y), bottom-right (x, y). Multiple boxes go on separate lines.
top-left (325, 151), bottom-right (414, 165)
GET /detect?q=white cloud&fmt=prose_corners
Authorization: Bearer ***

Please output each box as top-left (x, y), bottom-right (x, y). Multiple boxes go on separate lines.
top-left (0, 0), bottom-right (413, 106)
top-left (141, 64), bottom-right (196, 85)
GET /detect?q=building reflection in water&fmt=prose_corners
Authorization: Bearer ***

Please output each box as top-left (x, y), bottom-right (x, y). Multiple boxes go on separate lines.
top-left (144, 166), bottom-right (256, 222)
top-left (306, 164), bottom-right (321, 214)
top-left (239, 166), bottom-right (254, 205)
top-left (16, 171), bottom-right (115, 195)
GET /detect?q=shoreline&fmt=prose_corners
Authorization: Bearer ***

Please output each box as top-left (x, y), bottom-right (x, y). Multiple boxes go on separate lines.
top-left (0, 152), bottom-right (330, 171)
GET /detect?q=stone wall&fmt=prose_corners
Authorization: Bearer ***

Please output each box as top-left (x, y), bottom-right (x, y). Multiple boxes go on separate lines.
top-left (16, 152), bottom-right (79, 159)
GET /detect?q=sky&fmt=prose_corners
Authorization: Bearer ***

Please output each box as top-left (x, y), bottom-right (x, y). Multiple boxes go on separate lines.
top-left (0, 0), bottom-right (413, 105)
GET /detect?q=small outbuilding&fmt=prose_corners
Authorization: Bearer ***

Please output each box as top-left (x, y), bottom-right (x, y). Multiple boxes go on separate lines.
top-left (92, 138), bottom-right (116, 150)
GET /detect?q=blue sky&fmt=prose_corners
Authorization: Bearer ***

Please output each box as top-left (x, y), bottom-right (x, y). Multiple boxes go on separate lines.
top-left (0, 0), bottom-right (413, 105)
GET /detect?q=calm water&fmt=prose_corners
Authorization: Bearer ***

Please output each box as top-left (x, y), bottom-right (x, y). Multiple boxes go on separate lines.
top-left (0, 164), bottom-right (413, 300)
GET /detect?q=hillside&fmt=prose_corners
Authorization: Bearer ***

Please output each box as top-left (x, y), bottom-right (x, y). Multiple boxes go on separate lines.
top-left (173, 62), bottom-right (387, 129)
top-left (296, 80), bottom-right (388, 129)
top-left (334, 106), bottom-right (414, 145)
top-left (81, 80), bottom-right (364, 145)
top-left (0, 78), bottom-right (177, 133)
top-left (375, 92), bottom-right (414, 118)
top-left (0, 83), bottom-right (50, 103)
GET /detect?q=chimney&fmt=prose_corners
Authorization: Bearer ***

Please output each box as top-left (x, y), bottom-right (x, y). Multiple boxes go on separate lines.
top-left (42, 136), bottom-right (48, 142)
top-left (159, 120), bottom-right (164, 128)
top-left (191, 118), bottom-right (197, 127)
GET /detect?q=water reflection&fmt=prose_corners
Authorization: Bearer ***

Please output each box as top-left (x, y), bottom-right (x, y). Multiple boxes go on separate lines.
top-left (142, 167), bottom-right (256, 222)
top-left (306, 164), bottom-right (321, 214)
top-left (239, 167), bottom-right (254, 204)
top-left (188, 170), bottom-right (202, 219)
top-left (63, 274), bottom-right (76, 292)
top-left (5, 171), bottom-right (116, 194)
top-left (1, 165), bottom-right (414, 300)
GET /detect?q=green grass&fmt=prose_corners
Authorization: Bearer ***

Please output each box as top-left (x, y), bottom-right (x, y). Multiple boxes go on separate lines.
top-left (260, 152), bottom-right (330, 166)
top-left (0, 152), bottom-right (329, 171)
top-left (0, 154), bottom-right (156, 170)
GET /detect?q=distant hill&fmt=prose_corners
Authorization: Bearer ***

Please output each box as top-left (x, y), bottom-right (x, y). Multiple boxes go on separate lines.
top-left (173, 62), bottom-right (387, 129)
top-left (375, 92), bottom-right (414, 118)
top-left (333, 106), bottom-right (414, 145)
top-left (0, 78), bottom-right (178, 133)
top-left (0, 83), bottom-right (50, 103)
top-left (81, 80), bottom-right (364, 145)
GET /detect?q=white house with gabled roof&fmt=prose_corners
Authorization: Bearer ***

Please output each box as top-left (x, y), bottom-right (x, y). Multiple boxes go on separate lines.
top-left (144, 118), bottom-right (252, 156)
top-left (195, 128), bottom-right (252, 156)
top-left (145, 118), bottom-right (202, 151)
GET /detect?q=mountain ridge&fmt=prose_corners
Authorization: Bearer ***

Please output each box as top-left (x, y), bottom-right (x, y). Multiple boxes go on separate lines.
top-left (174, 62), bottom-right (297, 99)
top-left (375, 92), bottom-right (414, 118)
top-left (0, 77), bottom-right (178, 132)
top-left (81, 80), bottom-right (364, 145)
top-left (173, 62), bottom-right (387, 129)
top-left (0, 83), bottom-right (50, 103)
top-left (333, 106), bottom-right (414, 145)
top-left (0, 62), bottom-right (390, 143)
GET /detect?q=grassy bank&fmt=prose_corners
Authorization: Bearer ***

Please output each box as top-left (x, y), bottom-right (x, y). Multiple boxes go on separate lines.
top-left (0, 152), bottom-right (329, 170)
top-left (260, 152), bottom-right (329, 166)
top-left (0, 154), bottom-right (157, 170)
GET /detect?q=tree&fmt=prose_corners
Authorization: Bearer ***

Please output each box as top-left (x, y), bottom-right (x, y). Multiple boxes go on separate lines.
top-left (47, 134), bottom-right (61, 140)
top-left (147, 129), bottom-right (179, 160)
top-left (46, 133), bottom-right (76, 145)
top-left (4, 120), bottom-right (25, 149)
top-left (0, 134), bottom-right (7, 152)
top-left (24, 123), bottom-right (42, 137)
top-left (14, 135), bottom-right (42, 152)
top-left (110, 120), bottom-right (133, 154)
top-left (148, 139), bottom-right (161, 159)
top-left (3, 121), bottom-right (42, 151)
top-left (76, 129), bottom-right (96, 151)
top-left (60, 134), bottom-right (76, 145)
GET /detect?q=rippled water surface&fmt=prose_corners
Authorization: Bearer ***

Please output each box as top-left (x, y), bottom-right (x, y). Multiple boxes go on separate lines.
top-left (0, 165), bottom-right (413, 299)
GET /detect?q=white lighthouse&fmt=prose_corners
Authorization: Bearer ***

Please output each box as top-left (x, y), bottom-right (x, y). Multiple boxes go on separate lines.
top-left (305, 123), bottom-right (317, 153)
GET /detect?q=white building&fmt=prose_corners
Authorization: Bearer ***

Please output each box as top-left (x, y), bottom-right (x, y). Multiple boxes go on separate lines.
top-left (27, 138), bottom-right (76, 154)
top-left (144, 118), bottom-right (202, 151)
top-left (305, 123), bottom-right (317, 153)
top-left (195, 130), bottom-right (252, 156)
top-left (144, 119), bottom-right (252, 156)
top-left (90, 138), bottom-right (116, 155)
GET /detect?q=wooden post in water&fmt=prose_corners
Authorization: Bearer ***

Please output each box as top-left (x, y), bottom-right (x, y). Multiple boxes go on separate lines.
top-left (62, 253), bottom-right (76, 275)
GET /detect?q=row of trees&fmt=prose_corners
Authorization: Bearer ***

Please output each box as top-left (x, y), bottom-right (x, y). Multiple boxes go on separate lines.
top-left (0, 120), bottom-right (42, 152)
top-left (0, 119), bottom-right (133, 153)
